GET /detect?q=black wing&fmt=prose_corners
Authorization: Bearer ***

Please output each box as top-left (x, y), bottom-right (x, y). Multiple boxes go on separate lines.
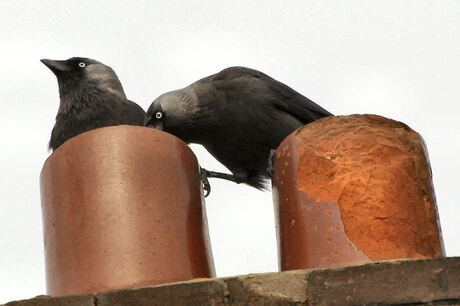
top-left (204, 66), bottom-right (333, 123)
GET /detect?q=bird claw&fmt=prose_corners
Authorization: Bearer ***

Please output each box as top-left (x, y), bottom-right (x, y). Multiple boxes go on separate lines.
top-left (200, 168), bottom-right (211, 197)
top-left (199, 167), bottom-right (245, 195)
top-left (267, 149), bottom-right (277, 177)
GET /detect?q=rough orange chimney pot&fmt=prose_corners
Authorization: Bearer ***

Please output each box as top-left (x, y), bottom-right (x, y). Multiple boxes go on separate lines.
top-left (40, 125), bottom-right (215, 296)
top-left (272, 114), bottom-right (445, 271)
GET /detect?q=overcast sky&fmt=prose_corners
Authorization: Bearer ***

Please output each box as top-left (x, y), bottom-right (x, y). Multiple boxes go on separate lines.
top-left (1, 1), bottom-right (459, 303)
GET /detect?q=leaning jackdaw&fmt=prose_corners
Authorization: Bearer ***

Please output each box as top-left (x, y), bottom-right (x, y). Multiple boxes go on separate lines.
top-left (145, 67), bottom-right (332, 193)
top-left (42, 57), bottom-right (145, 150)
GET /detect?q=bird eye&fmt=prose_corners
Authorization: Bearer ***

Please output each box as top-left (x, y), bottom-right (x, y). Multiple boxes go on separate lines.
top-left (78, 62), bottom-right (86, 68)
top-left (155, 111), bottom-right (163, 119)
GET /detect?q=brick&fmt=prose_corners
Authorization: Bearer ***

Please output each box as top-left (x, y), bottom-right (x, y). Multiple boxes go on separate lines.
top-left (96, 279), bottom-right (227, 306)
top-left (224, 270), bottom-right (307, 305)
top-left (305, 257), bottom-right (460, 305)
top-left (3, 294), bottom-right (94, 306)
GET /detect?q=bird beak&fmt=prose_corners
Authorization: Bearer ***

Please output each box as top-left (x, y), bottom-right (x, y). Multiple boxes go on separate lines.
top-left (147, 122), bottom-right (164, 131)
top-left (40, 59), bottom-right (70, 75)
top-left (145, 117), bottom-right (164, 130)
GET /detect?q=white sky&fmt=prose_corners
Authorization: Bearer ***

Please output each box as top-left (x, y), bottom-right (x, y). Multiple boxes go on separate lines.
top-left (1, 1), bottom-right (459, 303)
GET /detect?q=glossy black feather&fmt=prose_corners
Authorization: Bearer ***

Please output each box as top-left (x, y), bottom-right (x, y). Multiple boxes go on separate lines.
top-left (200, 67), bottom-right (332, 121)
top-left (146, 66), bottom-right (332, 190)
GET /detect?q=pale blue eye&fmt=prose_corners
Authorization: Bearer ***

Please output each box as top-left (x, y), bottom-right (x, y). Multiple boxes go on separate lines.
top-left (78, 62), bottom-right (86, 68)
top-left (155, 112), bottom-right (163, 119)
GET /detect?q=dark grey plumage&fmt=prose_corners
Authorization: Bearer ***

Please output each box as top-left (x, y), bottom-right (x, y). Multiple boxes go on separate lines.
top-left (42, 57), bottom-right (145, 151)
top-left (145, 67), bottom-right (332, 190)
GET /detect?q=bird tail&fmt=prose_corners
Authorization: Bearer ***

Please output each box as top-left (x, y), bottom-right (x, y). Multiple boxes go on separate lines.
top-left (246, 175), bottom-right (270, 191)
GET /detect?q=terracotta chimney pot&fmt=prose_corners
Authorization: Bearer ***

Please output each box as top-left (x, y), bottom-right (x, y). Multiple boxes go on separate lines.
top-left (272, 115), bottom-right (445, 271)
top-left (40, 125), bottom-right (215, 296)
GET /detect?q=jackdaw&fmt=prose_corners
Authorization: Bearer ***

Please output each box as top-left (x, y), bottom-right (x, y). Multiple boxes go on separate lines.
top-left (41, 57), bottom-right (145, 150)
top-left (145, 67), bottom-right (332, 193)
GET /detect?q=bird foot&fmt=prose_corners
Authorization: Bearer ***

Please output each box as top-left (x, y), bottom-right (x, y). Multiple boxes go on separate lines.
top-left (267, 149), bottom-right (277, 177)
top-left (200, 168), bottom-right (253, 195)
top-left (200, 167), bottom-right (246, 194)
top-left (200, 168), bottom-right (212, 197)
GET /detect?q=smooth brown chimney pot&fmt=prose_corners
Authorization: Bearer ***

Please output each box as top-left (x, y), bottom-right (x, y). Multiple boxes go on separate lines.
top-left (40, 125), bottom-right (215, 296)
top-left (272, 115), bottom-right (445, 271)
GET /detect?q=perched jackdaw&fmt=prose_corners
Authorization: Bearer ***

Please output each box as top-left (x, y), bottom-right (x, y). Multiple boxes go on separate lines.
top-left (145, 67), bottom-right (332, 192)
top-left (41, 57), bottom-right (145, 150)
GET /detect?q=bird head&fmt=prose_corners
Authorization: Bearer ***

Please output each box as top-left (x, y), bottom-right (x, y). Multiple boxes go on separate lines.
top-left (145, 89), bottom-right (200, 143)
top-left (41, 57), bottom-right (126, 99)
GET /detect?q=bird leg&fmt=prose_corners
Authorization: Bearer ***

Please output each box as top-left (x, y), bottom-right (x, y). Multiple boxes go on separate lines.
top-left (203, 169), bottom-right (242, 182)
top-left (200, 168), bottom-right (246, 197)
